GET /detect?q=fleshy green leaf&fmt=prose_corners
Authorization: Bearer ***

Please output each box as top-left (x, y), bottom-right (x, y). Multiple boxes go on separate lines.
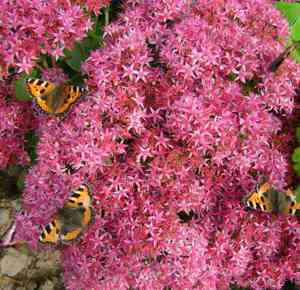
top-left (275, 2), bottom-right (300, 26)
top-left (64, 32), bottom-right (103, 72)
top-left (16, 170), bottom-right (26, 192)
top-left (7, 165), bottom-right (23, 177)
top-left (15, 74), bottom-right (32, 101)
top-left (291, 17), bottom-right (300, 41)
top-left (25, 130), bottom-right (39, 165)
top-left (296, 127), bottom-right (300, 142)
top-left (64, 42), bottom-right (88, 72)
top-left (291, 45), bottom-right (300, 63)
top-left (63, 13), bottom-right (103, 72)
top-left (293, 162), bottom-right (300, 175)
top-left (292, 147), bottom-right (300, 163)
top-left (227, 72), bottom-right (238, 81)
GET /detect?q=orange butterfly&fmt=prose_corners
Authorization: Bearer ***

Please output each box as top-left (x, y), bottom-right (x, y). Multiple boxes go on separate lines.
top-left (26, 78), bottom-right (86, 114)
top-left (39, 184), bottom-right (93, 244)
top-left (244, 182), bottom-right (300, 215)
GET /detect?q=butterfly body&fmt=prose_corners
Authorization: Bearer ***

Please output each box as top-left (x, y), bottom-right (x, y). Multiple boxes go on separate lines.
top-left (57, 207), bottom-right (85, 233)
top-left (268, 45), bottom-right (294, 72)
top-left (39, 184), bottom-right (93, 244)
top-left (244, 182), bottom-right (300, 215)
top-left (26, 78), bottom-right (85, 114)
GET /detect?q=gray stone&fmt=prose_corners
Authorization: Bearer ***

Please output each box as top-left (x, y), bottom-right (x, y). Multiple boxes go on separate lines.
top-left (0, 248), bottom-right (32, 277)
top-left (39, 279), bottom-right (55, 290)
top-left (33, 251), bottom-right (61, 278)
top-left (11, 199), bottom-right (22, 212)
top-left (0, 284), bottom-right (15, 290)
top-left (0, 209), bottom-right (10, 225)
top-left (0, 276), bottom-right (16, 290)
top-left (0, 208), bottom-right (12, 237)
top-left (26, 281), bottom-right (37, 289)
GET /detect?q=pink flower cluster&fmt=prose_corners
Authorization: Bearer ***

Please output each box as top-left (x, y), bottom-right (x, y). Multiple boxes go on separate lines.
top-left (6, 0), bottom-right (300, 289)
top-left (0, 0), bottom-right (91, 77)
top-left (0, 78), bottom-right (36, 169)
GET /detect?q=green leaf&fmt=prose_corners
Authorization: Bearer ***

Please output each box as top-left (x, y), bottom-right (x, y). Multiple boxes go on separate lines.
top-left (291, 17), bottom-right (300, 41)
top-left (15, 69), bottom-right (40, 101)
top-left (64, 42), bottom-right (88, 72)
top-left (83, 34), bottom-right (102, 54)
top-left (292, 147), bottom-right (300, 163)
top-left (16, 170), bottom-right (26, 192)
top-left (63, 13), bottom-right (103, 72)
top-left (275, 2), bottom-right (300, 26)
top-left (25, 130), bottom-right (39, 165)
top-left (297, 192), bottom-right (300, 203)
top-left (295, 186), bottom-right (300, 203)
top-left (227, 72), bottom-right (238, 81)
top-left (296, 127), bottom-right (300, 142)
top-left (7, 164), bottom-right (23, 177)
top-left (64, 32), bottom-right (102, 72)
top-left (30, 68), bottom-right (40, 78)
top-left (15, 74), bottom-right (32, 101)
top-left (291, 44), bottom-right (300, 63)
top-left (293, 162), bottom-right (300, 175)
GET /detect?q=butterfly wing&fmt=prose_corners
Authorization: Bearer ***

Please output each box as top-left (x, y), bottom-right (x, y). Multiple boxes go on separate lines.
top-left (58, 207), bottom-right (85, 242)
top-left (60, 207), bottom-right (93, 243)
top-left (39, 217), bottom-right (61, 244)
top-left (26, 78), bottom-right (58, 114)
top-left (26, 79), bottom-right (85, 114)
top-left (65, 185), bottom-right (92, 209)
top-left (39, 184), bottom-right (92, 244)
top-left (57, 207), bottom-right (85, 229)
top-left (278, 189), bottom-right (300, 215)
top-left (60, 228), bottom-right (83, 242)
top-left (245, 182), bottom-right (274, 212)
top-left (60, 184), bottom-right (93, 243)
top-left (54, 85), bottom-right (85, 114)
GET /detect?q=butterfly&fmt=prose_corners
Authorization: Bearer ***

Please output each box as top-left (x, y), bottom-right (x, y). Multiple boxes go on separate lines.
top-left (244, 182), bottom-right (300, 215)
top-left (39, 184), bottom-right (93, 244)
top-left (268, 44), bottom-right (295, 72)
top-left (26, 78), bottom-right (86, 115)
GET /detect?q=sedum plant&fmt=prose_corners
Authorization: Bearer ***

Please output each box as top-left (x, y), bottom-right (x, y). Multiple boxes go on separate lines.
top-left (0, 0), bottom-right (300, 289)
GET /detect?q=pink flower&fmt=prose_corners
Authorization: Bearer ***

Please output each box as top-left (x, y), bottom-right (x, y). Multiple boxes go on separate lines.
top-left (8, 0), bottom-right (300, 289)
top-left (0, 0), bottom-right (91, 77)
top-left (0, 78), bottom-right (36, 169)
top-left (41, 67), bottom-right (68, 83)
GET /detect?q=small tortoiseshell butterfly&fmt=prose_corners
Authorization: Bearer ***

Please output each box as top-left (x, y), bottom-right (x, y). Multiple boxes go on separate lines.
top-left (39, 184), bottom-right (93, 244)
top-left (268, 44), bottom-right (295, 72)
top-left (244, 182), bottom-right (300, 215)
top-left (26, 78), bottom-right (86, 115)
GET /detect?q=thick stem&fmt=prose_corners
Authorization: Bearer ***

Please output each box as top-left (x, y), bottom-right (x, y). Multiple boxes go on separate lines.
top-left (105, 5), bottom-right (110, 25)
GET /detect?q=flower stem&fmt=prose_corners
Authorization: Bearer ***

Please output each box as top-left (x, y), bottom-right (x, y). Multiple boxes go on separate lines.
top-left (105, 6), bottom-right (110, 25)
